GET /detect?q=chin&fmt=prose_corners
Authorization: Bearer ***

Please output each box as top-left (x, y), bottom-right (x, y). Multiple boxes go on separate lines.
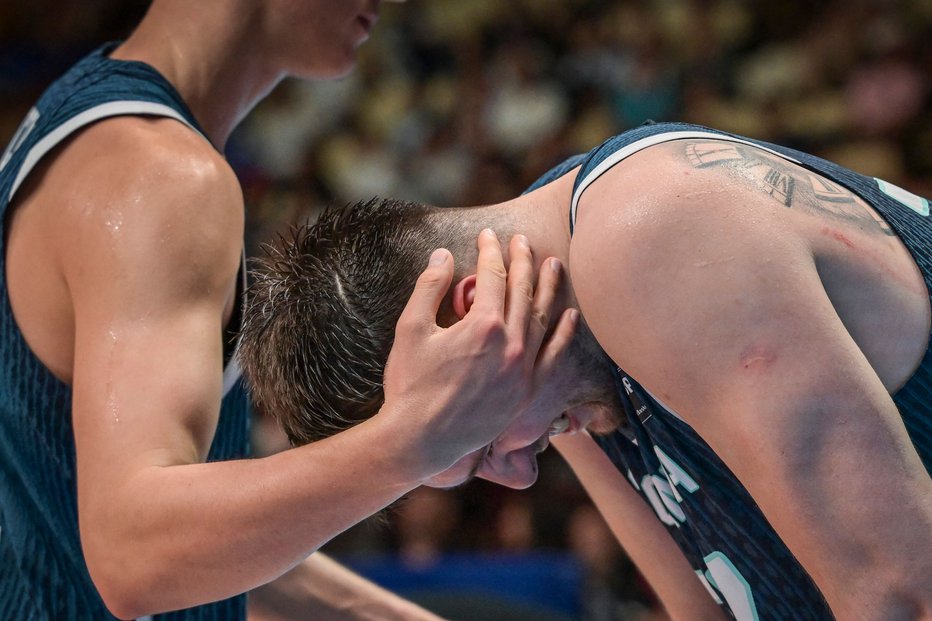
top-left (302, 62), bottom-right (356, 80)
top-left (293, 47), bottom-right (358, 80)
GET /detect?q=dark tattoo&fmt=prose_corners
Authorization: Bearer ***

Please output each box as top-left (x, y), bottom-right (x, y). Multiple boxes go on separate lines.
top-left (762, 168), bottom-right (795, 206)
top-left (684, 141), bottom-right (895, 236)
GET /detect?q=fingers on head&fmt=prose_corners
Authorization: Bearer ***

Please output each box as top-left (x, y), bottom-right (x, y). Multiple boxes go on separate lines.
top-left (397, 248), bottom-right (454, 333)
top-left (473, 230), bottom-right (507, 311)
top-left (525, 258), bottom-right (562, 351)
top-left (536, 308), bottom-right (579, 372)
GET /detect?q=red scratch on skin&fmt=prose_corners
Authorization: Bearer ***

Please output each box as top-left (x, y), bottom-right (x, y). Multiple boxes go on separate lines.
top-left (739, 344), bottom-right (777, 370)
top-left (821, 226), bottom-right (856, 249)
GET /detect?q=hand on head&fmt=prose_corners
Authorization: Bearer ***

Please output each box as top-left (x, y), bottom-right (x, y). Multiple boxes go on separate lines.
top-left (380, 229), bottom-right (579, 480)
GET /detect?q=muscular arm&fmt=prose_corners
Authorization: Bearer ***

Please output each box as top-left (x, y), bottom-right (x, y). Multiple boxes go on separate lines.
top-left (553, 433), bottom-right (727, 621)
top-left (53, 119), bottom-right (559, 618)
top-left (571, 144), bottom-right (932, 620)
top-left (63, 120), bottom-right (417, 617)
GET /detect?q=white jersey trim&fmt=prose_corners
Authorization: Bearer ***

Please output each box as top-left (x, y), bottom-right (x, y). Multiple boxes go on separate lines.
top-left (222, 249), bottom-right (247, 397)
top-left (570, 130), bottom-right (801, 229)
top-left (222, 356), bottom-right (243, 398)
top-left (9, 101), bottom-right (203, 202)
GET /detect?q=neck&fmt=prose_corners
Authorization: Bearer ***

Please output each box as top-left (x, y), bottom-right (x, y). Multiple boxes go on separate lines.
top-left (496, 169), bottom-right (577, 298)
top-left (111, 0), bottom-right (285, 149)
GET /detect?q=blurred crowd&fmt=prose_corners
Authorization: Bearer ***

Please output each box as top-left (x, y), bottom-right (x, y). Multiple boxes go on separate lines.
top-left (2, 0), bottom-right (930, 619)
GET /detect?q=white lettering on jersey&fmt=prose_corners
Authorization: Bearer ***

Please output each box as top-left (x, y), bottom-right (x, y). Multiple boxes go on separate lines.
top-left (641, 474), bottom-right (683, 526)
top-left (639, 447), bottom-right (700, 527)
top-left (0, 107), bottom-right (40, 173)
top-left (703, 552), bottom-right (760, 621)
top-left (695, 569), bottom-right (724, 604)
top-left (655, 446), bottom-right (700, 501)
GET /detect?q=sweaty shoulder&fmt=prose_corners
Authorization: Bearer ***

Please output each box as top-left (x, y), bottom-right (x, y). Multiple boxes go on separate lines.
top-left (42, 115), bottom-right (244, 287)
top-left (570, 135), bottom-right (928, 400)
top-left (569, 139), bottom-right (769, 280)
top-left (568, 139), bottom-right (806, 391)
top-left (5, 115), bottom-right (243, 382)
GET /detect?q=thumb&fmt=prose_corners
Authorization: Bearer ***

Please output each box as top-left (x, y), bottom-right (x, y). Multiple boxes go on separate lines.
top-left (397, 248), bottom-right (454, 332)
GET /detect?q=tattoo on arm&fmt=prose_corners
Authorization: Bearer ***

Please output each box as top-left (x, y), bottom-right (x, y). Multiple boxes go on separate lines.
top-left (684, 141), bottom-right (895, 236)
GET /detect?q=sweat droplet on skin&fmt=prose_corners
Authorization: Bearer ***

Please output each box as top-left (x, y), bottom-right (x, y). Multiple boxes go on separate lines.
top-left (106, 329), bottom-right (120, 423)
top-left (104, 208), bottom-right (123, 233)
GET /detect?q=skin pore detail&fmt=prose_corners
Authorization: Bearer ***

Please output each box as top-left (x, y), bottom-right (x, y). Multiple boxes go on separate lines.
top-left (682, 140), bottom-right (896, 237)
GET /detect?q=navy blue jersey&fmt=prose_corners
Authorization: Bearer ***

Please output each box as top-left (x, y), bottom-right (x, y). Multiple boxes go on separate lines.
top-left (0, 43), bottom-right (250, 620)
top-left (534, 122), bottom-right (931, 620)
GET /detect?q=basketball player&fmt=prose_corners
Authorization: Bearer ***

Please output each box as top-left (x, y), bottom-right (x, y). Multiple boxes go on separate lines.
top-left (0, 1), bottom-right (573, 619)
top-left (241, 121), bottom-right (932, 621)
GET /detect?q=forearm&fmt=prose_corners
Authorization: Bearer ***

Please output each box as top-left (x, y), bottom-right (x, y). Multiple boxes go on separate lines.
top-left (81, 413), bottom-right (425, 619)
top-left (248, 553), bottom-right (444, 621)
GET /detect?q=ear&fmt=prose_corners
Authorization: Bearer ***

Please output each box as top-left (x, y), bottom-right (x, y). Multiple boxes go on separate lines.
top-left (451, 274), bottom-right (478, 319)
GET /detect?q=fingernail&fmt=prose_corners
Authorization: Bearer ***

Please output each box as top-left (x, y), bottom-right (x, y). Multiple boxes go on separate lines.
top-left (515, 234), bottom-right (528, 247)
top-left (568, 308), bottom-right (580, 324)
top-left (550, 258), bottom-right (562, 273)
top-left (429, 249), bottom-right (448, 266)
top-left (482, 228), bottom-right (497, 240)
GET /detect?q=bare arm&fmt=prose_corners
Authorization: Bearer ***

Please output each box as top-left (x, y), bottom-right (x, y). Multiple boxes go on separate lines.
top-left (571, 148), bottom-right (932, 620)
top-left (58, 120), bottom-right (564, 618)
top-left (554, 432), bottom-right (728, 621)
top-left (248, 553), bottom-right (444, 621)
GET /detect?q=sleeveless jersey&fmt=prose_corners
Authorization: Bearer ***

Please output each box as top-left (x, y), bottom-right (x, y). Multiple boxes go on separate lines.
top-left (529, 121), bottom-right (932, 620)
top-left (0, 43), bottom-right (251, 620)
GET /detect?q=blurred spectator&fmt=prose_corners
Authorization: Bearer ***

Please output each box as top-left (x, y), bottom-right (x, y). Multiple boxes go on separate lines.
top-left (496, 496), bottom-right (537, 552)
top-left (396, 488), bottom-right (462, 569)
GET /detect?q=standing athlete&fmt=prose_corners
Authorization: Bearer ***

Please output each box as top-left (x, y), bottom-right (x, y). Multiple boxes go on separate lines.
top-left (241, 121), bottom-right (932, 621)
top-left (0, 1), bottom-right (572, 619)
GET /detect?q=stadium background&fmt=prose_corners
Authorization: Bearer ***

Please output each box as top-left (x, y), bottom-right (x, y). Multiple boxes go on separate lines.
top-left (2, 1), bottom-right (930, 619)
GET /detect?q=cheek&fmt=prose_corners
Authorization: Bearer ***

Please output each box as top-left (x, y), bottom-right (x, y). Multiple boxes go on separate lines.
top-left (495, 416), bottom-right (548, 451)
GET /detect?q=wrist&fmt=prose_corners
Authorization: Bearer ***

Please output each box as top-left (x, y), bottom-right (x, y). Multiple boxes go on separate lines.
top-left (360, 403), bottom-right (438, 484)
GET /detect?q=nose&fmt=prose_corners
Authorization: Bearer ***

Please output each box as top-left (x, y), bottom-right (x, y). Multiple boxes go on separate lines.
top-left (478, 438), bottom-right (548, 489)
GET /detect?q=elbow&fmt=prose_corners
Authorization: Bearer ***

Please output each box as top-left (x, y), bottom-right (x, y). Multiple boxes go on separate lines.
top-left (83, 537), bottom-right (160, 620)
top-left (91, 577), bottom-right (149, 620)
top-left (86, 558), bottom-right (150, 620)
